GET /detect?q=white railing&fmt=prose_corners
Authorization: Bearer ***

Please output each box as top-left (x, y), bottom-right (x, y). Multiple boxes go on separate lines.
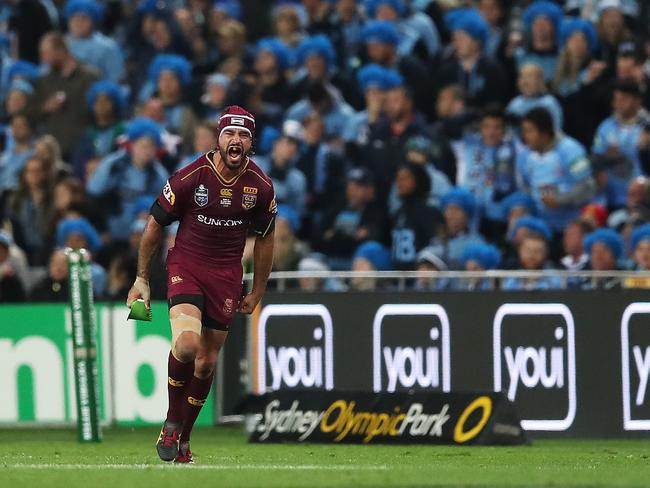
top-left (243, 270), bottom-right (650, 291)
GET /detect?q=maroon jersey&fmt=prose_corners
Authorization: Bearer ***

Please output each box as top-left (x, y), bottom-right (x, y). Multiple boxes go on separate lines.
top-left (152, 151), bottom-right (277, 266)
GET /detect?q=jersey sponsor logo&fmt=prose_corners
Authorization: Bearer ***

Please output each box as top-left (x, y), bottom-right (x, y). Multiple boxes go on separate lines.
top-left (244, 186), bottom-right (258, 195)
top-left (194, 184), bottom-right (209, 207)
top-left (220, 197), bottom-right (232, 207)
top-left (197, 214), bottom-right (244, 227)
top-left (220, 188), bottom-right (233, 197)
top-left (187, 396), bottom-right (206, 407)
top-left (243, 194), bottom-right (257, 210)
top-left (171, 275), bottom-right (183, 285)
top-left (163, 181), bottom-right (175, 205)
top-left (231, 117), bottom-right (245, 126)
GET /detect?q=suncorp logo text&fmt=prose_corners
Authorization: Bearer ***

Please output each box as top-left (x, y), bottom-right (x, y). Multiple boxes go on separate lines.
top-left (493, 303), bottom-right (576, 431)
top-left (621, 303), bottom-right (650, 430)
top-left (373, 304), bottom-right (450, 393)
top-left (256, 304), bottom-right (333, 393)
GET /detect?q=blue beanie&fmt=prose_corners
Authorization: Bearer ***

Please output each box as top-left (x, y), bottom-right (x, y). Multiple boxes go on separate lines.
top-left (213, 0), bottom-right (242, 20)
top-left (64, 0), bottom-right (104, 24)
top-left (357, 64), bottom-right (403, 92)
top-left (297, 35), bottom-right (336, 67)
top-left (441, 187), bottom-right (477, 219)
top-left (510, 216), bottom-right (552, 242)
top-left (277, 204), bottom-right (300, 234)
top-left (57, 217), bottom-right (102, 252)
top-left (501, 192), bottom-right (537, 220)
top-left (361, 20), bottom-right (401, 47)
top-left (256, 37), bottom-right (294, 71)
top-left (126, 117), bottom-right (162, 146)
top-left (86, 80), bottom-right (126, 113)
top-left (148, 54), bottom-right (192, 86)
top-left (450, 9), bottom-right (489, 46)
top-left (460, 243), bottom-right (501, 270)
top-left (7, 60), bottom-right (40, 81)
top-left (353, 241), bottom-right (392, 271)
top-left (560, 17), bottom-right (598, 53)
top-left (258, 126), bottom-right (281, 155)
top-left (9, 79), bottom-right (33, 96)
top-left (364, 0), bottom-right (405, 18)
top-left (523, 1), bottom-right (563, 33)
top-left (138, 0), bottom-right (167, 14)
top-left (584, 228), bottom-right (624, 260)
top-left (444, 7), bottom-right (476, 31)
top-left (630, 224), bottom-right (650, 251)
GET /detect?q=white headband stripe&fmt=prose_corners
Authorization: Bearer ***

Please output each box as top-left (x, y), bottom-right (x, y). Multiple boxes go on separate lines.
top-left (220, 125), bottom-right (252, 136)
top-left (219, 114), bottom-right (256, 123)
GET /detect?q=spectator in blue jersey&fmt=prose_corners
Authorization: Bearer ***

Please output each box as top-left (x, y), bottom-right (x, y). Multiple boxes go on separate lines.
top-left (326, 0), bottom-right (364, 65)
top-left (502, 215), bottom-right (552, 269)
top-left (387, 135), bottom-right (451, 214)
top-left (290, 35), bottom-right (356, 107)
top-left (344, 64), bottom-right (402, 162)
top-left (71, 80), bottom-right (126, 180)
top-left (477, 0), bottom-right (507, 61)
top-left (453, 242), bottom-right (501, 290)
top-left (362, 84), bottom-right (427, 199)
top-left (553, 17), bottom-right (606, 148)
top-left (86, 117), bottom-right (168, 242)
top-left (364, 0), bottom-right (441, 60)
top-left (284, 80), bottom-right (355, 143)
top-left (437, 9), bottom-right (506, 109)
top-left (200, 73), bottom-right (230, 124)
top-left (175, 123), bottom-right (216, 172)
top-left (260, 130), bottom-right (307, 217)
top-left (56, 216), bottom-right (107, 297)
top-left (2, 80), bottom-right (34, 144)
top-left (455, 104), bottom-right (517, 241)
top-left (0, 114), bottom-right (35, 193)
top-left (502, 231), bottom-right (562, 290)
top-left (514, 1), bottom-right (562, 82)
top-left (517, 107), bottom-right (595, 238)
top-left (390, 163), bottom-right (443, 270)
top-left (142, 54), bottom-right (198, 155)
top-left (360, 20), bottom-right (431, 112)
top-left (64, 0), bottom-right (125, 83)
top-left (414, 246), bottom-right (449, 291)
top-left (318, 167), bottom-right (387, 263)
top-left (350, 240), bottom-right (392, 291)
top-left (581, 227), bottom-right (625, 289)
top-left (429, 187), bottom-right (485, 268)
top-left (272, 3), bottom-right (306, 49)
top-left (254, 37), bottom-right (294, 110)
top-left (592, 79), bottom-right (649, 209)
top-left (507, 63), bottom-right (563, 132)
top-left (629, 223), bottom-right (650, 271)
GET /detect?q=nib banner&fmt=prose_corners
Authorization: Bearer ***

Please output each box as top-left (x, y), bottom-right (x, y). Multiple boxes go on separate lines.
top-left (238, 390), bottom-right (527, 446)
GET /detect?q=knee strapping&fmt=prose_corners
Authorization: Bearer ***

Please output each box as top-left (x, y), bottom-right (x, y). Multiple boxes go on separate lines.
top-left (171, 313), bottom-right (202, 354)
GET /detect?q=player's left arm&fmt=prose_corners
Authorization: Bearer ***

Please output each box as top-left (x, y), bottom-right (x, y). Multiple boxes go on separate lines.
top-left (239, 229), bottom-right (275, 314)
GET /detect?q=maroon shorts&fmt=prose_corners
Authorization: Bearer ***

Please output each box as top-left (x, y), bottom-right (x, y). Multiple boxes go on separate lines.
top-left (166, 248), bottom-right (244, 330)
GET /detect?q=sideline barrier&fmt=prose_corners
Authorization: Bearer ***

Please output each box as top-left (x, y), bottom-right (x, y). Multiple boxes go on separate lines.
top-left (252, 290), bottom-right (650, 437)
top-left (239, 390), bottom-right (527, 445)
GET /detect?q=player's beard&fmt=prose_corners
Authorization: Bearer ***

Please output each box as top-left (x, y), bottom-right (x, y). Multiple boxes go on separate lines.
top-left (219, 142), bottom-right (249, 170)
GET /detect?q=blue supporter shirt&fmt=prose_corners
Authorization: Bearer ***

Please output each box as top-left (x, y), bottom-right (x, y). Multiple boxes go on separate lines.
top-left (517, 135), bottom-right (592, 232)
top-left (506, 94), bottom-right (563, 132)
top-left (0, 146), bottom-right (33, 191)
top-left (592, 115), bottom-right (644, 208)
top-left (67, 33), bottom-right (125, 83)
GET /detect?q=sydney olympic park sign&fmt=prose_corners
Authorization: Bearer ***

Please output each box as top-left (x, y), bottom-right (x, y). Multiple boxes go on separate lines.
top-left (249, 291), bottom-right (650, 437)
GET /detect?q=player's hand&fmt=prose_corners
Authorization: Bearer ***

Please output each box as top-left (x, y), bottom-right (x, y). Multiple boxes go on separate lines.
top-left (126, 277), bottom-right (151, 309)
top-left (238, 292), bottom-right (261, 314)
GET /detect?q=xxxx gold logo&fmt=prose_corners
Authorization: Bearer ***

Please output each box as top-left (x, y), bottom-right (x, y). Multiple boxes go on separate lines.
top-left (453, 396), bottom-right (492, 443)
top-left (220, 188), bottom-right (233, 197)
top-left (168, 377), bottom-right (185, 387)
top-left (171, 275), bottom-right (183, 284)
top-left (188, 396), bottom-right (206, 407)
top-left (243, 186), bottom-right (258, 194)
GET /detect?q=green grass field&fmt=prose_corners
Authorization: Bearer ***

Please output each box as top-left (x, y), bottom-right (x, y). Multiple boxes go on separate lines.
top-left (2, 427), bottom-right (650, 488)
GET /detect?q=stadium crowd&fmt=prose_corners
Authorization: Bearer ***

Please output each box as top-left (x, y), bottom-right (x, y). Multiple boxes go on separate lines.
top-left (1, 0), bottom-right (650, 301)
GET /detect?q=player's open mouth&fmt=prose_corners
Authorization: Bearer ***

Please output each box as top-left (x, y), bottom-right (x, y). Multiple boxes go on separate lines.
top-left (227, 145), bottom-right (243, 162)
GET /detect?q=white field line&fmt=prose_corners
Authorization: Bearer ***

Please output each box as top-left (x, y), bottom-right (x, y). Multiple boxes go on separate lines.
top-left (6, 463), bottom-right (389, 471)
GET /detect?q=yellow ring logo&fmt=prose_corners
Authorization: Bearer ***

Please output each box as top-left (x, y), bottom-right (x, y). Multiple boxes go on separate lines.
top-left (453, 396), bottom-right (492, 443)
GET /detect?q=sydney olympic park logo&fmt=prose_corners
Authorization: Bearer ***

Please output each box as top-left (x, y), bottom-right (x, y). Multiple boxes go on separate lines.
top-left (255, 302), bottom-right (650, 432)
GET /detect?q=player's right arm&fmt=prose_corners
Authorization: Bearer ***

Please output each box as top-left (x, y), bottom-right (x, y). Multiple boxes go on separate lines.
top-left (127, 216), bottom-right (164, 309)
